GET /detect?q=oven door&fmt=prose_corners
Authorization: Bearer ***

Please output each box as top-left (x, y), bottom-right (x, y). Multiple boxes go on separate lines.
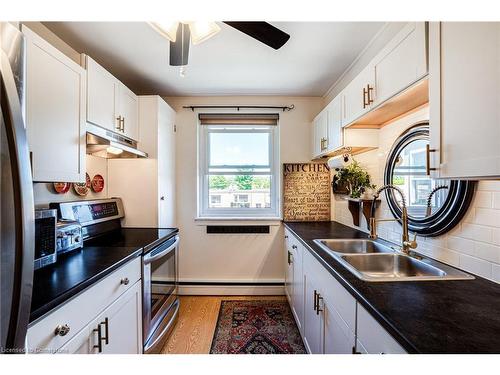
top-left (142, 235), bottom-right (179, 351)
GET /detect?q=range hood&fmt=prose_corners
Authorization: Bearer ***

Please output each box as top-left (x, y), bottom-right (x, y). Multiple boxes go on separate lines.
top-left (86, 124), bottom-right (148, 159)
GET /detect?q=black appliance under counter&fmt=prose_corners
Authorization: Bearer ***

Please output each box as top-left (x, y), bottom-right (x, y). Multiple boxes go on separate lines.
top-left (284, 221), bottom-right (500, 354)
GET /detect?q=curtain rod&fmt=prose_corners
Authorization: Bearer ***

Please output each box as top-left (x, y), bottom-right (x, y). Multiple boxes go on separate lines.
top-left (182, 104), bottom-right (295, 112)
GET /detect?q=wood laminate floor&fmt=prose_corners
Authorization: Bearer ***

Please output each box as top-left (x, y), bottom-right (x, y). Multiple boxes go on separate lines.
top-left (161, 295), bottom-right (286, 354)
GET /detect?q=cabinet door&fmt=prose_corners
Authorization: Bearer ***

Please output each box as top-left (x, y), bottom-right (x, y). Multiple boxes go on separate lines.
top-left (284, 232), bottom-right (294, 303)
top-left (356, 303), bottom-right (406, 354)
top-left (101, 281), bottom-right (143, 354)
top-left (342, 64), bottom-right (375, 127)
top-left (374, 22), bottom-right (427, 105)
top-left (326, 94), bottom-right (343, 152)
top-left (86, 56), bottom-right (118, 132)
top-left (291, 242), bottom-right (304, 333)
top-left (429, 22), bottom-right (500, 178)
top-left (322, 298), bottom-right (355, 354)
top-left (57, 324), bottom-right (94, 354)
top-left (158, 100), bottom-right (176, 227)
top-left (118, 84), bottom-right (139, 140)
top-left (312, 110), bottom-right (328, 158)
top-left (303, 256), bottom-right (322, 354)
top-left (23, 26), bottom-right (85, 183)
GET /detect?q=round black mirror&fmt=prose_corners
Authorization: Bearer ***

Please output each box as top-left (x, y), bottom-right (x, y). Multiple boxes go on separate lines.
top-left (384, 122), bottom-right (476, 237)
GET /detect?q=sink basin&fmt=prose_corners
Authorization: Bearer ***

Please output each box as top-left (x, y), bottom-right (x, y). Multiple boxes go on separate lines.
top-left (339, 253), bottom-right (474, 282)
top-left (313, 239), bottom-right (395, 255)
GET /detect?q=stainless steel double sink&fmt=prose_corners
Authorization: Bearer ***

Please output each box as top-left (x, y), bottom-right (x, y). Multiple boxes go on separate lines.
top-left (313, 239), bottom-right (474, 282)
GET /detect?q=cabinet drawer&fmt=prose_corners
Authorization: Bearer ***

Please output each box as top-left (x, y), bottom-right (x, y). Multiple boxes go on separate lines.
top-left (356, 303), bottom-right (406, 354)
top-left (27, 257), bottom-right (141, 352)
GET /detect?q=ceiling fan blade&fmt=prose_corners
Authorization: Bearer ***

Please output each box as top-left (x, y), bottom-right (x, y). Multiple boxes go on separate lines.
top-left (223, 22), bottom-right (290, 50)
top-left (170, 23), bottom-right (190, 66)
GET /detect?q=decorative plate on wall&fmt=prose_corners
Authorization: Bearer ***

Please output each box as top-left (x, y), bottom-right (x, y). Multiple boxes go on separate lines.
top-left (91, 174), bottom-right (104, 193)
top-left (73, 173), bottom-right (91, 196)
top-left (53, 182), bottom-right (71, 194)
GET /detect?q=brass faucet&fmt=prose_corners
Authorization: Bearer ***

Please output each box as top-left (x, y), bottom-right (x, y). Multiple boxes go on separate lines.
top-left (369, 185), bottom-right (417, 254)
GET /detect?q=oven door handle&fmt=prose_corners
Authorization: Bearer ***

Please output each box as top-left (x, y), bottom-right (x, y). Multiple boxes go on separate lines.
top-left (143, 236), bottom-right (179, 265)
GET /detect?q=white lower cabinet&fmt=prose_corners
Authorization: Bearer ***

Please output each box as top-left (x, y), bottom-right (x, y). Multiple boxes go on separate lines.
top-left (285, 230), bottom-right (407, 354)
top-left (27, 257), bottom-right (142, 354)
top-left (284, 228), bottom-right (304, 334)
top-left (356, 303), bottom-right (406, 354)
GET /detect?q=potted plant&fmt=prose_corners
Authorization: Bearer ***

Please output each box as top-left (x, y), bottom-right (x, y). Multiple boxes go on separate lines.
top-left (333, 160), bottom-right (376, 199)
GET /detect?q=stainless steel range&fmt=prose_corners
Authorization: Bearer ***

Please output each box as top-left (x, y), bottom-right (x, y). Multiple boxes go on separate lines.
top-left (49, 198), bottom-right (179, 354)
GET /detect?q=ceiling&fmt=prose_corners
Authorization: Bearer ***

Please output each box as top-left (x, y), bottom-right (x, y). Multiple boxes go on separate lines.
top-left (44, 22), bottom-right (385, 97)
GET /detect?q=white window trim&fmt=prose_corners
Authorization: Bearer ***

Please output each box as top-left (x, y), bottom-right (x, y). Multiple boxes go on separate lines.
top-left (197, 113), bottom-right (281, 219)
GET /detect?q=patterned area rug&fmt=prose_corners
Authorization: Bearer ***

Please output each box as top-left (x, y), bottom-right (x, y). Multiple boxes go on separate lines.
top-left (210, 300), bottom-right (306, 354)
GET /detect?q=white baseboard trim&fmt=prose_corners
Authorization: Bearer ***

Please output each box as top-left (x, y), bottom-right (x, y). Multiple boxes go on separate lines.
top-left (178, 284), bottom-right (285, 296)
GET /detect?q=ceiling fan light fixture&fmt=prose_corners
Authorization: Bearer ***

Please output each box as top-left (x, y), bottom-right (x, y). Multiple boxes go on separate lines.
top-left (149, 21), bottom-right (179, 42)
top-left (189, 22), bottom-right (221, 45)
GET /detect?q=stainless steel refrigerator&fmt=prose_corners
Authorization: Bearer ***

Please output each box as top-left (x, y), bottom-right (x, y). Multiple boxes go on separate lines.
top-left (1, 22), bottom-right (35, 353)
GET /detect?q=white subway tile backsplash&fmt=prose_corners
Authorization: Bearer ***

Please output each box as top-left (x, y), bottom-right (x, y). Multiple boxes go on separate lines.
top-left (474, 242), bottom-right (500, 264)
top-left (459, 254), bottom-right (493, 279)
top-left (474, 191), bottom-right (493, 208)
top-left (447, 236), bottom-right (475, 256)
top-left (478, 181), bottom-right (500, 192)
top-left (492, 264), bottom-right (500, 283)
top-left (493, 192), bottom-right (500, 210)
top-left (474, 208), bottom-right (500, 227)
top-left (459, 223), bottom-right (493, 243)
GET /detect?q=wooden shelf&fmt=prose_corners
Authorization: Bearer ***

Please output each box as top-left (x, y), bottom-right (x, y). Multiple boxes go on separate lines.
top-left (347, 198), bottom-right (381, 229)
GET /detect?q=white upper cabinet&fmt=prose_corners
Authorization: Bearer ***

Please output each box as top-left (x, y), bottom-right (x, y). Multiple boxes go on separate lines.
top-left (117, 84), bottom-right (139, 140)
top-left (429, 22), bottom-right (500, 179)
top-left (373, 22), bottom-right (427, 106)
top-left (84, 55), bottom-right (139, 141)
top-left (312, 109), bottom-right (328, 158)
top-left (342, 63), bottom-right (375, 127)
top-left (311, 94), bottom-right (343, 159)
top-left (23, 26), bottom-right (86, 183)
top-left (86, 56), bottom-right (117, 132)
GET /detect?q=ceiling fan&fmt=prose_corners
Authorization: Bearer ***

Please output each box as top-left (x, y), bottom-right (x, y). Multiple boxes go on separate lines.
top-left (149, 21), bottom-right (290, 76)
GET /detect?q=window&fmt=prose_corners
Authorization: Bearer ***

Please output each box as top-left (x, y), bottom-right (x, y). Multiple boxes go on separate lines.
top-left (198, 113), bottom-right (280, 218)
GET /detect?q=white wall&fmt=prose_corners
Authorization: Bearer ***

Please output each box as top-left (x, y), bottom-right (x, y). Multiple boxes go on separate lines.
top-left (33, 155), bottom-right (108, 207)
top-left (164, 96), bottom-right (322, 286)
top-left (333, 106), bottom-right (500, 284)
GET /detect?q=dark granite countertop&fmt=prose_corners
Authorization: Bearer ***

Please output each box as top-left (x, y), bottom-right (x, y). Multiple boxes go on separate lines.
top-left (30, 227), bottom-right (179, 323)
top-left (284, 221), bottom-right (500, 354)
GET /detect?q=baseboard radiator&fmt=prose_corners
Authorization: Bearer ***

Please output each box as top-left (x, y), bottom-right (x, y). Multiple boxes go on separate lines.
top-left (178, 281), bottom-right (285, 296)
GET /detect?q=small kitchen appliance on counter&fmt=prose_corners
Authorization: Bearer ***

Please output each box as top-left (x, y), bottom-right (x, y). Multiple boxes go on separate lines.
top-left (34, 209), bottom-right (57, 270)
top-left (56, 220), bottom-right (83, 255)
top-left (48, 198), bottom-right (179, 354)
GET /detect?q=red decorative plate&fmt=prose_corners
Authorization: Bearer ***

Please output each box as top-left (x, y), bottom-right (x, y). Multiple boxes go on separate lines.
top-left (73, 173), bottom-right (91, 196)
top-left (53, 182), bottom-right (71, 194)
top-left (91, 174), bottom-right (104, 193)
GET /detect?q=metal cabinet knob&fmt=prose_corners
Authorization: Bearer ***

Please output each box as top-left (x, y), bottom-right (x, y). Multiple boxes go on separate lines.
top-left (54, 324), bottom-right (70, 337)
top-left (160, 196), bottom-right (165, 201)
top-left (120, 277), bottom-right (130, 285)
top-left (292, 245), bottom-right (297, 249)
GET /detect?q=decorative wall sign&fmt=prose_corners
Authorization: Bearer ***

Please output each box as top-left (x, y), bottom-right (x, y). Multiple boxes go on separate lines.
top-left (91, 174), bottom-right (105, 193)
top-left (283, 163), bottom-right (331, 222)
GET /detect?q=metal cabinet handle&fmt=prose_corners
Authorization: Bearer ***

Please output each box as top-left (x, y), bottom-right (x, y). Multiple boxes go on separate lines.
top-left (116, 115), bottom-right (122, 131)
top-left (352, 346), bottom-right (361, 354)
top-left (362, 87), bottom-right (368, 108)
top-left (316, 294), bottom-right (324, 315)
top-left (425, 144), bottom-right (438, 175)
top-left (54, 324), bottom-right (70, 337)
top-left (284, 235), bottom-right (288, 239)
top-left (120, 277), bottom-right (130, 285)
top-left (100, 317), bottom-right (109, 345)
top-left (93, 325), bottom-right (103, 353)
top-left (287, 250), bottom-right (293, 265)
top-left (366, 84), bottom-right (374, 105)
top-left (291, 245), bottom-right (297, 249)
top-left (121, 117), bottom-right (125, 132)
top-left (313, 290), bottom-right (318, 312)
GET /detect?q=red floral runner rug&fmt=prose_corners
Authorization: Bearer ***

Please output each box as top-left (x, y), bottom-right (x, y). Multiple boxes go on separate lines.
top-left (210, 300), bottom-right (306, 354)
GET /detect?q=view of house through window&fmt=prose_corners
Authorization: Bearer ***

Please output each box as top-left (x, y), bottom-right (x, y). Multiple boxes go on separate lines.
top-left (199, 113), bottom-right (279, 218)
